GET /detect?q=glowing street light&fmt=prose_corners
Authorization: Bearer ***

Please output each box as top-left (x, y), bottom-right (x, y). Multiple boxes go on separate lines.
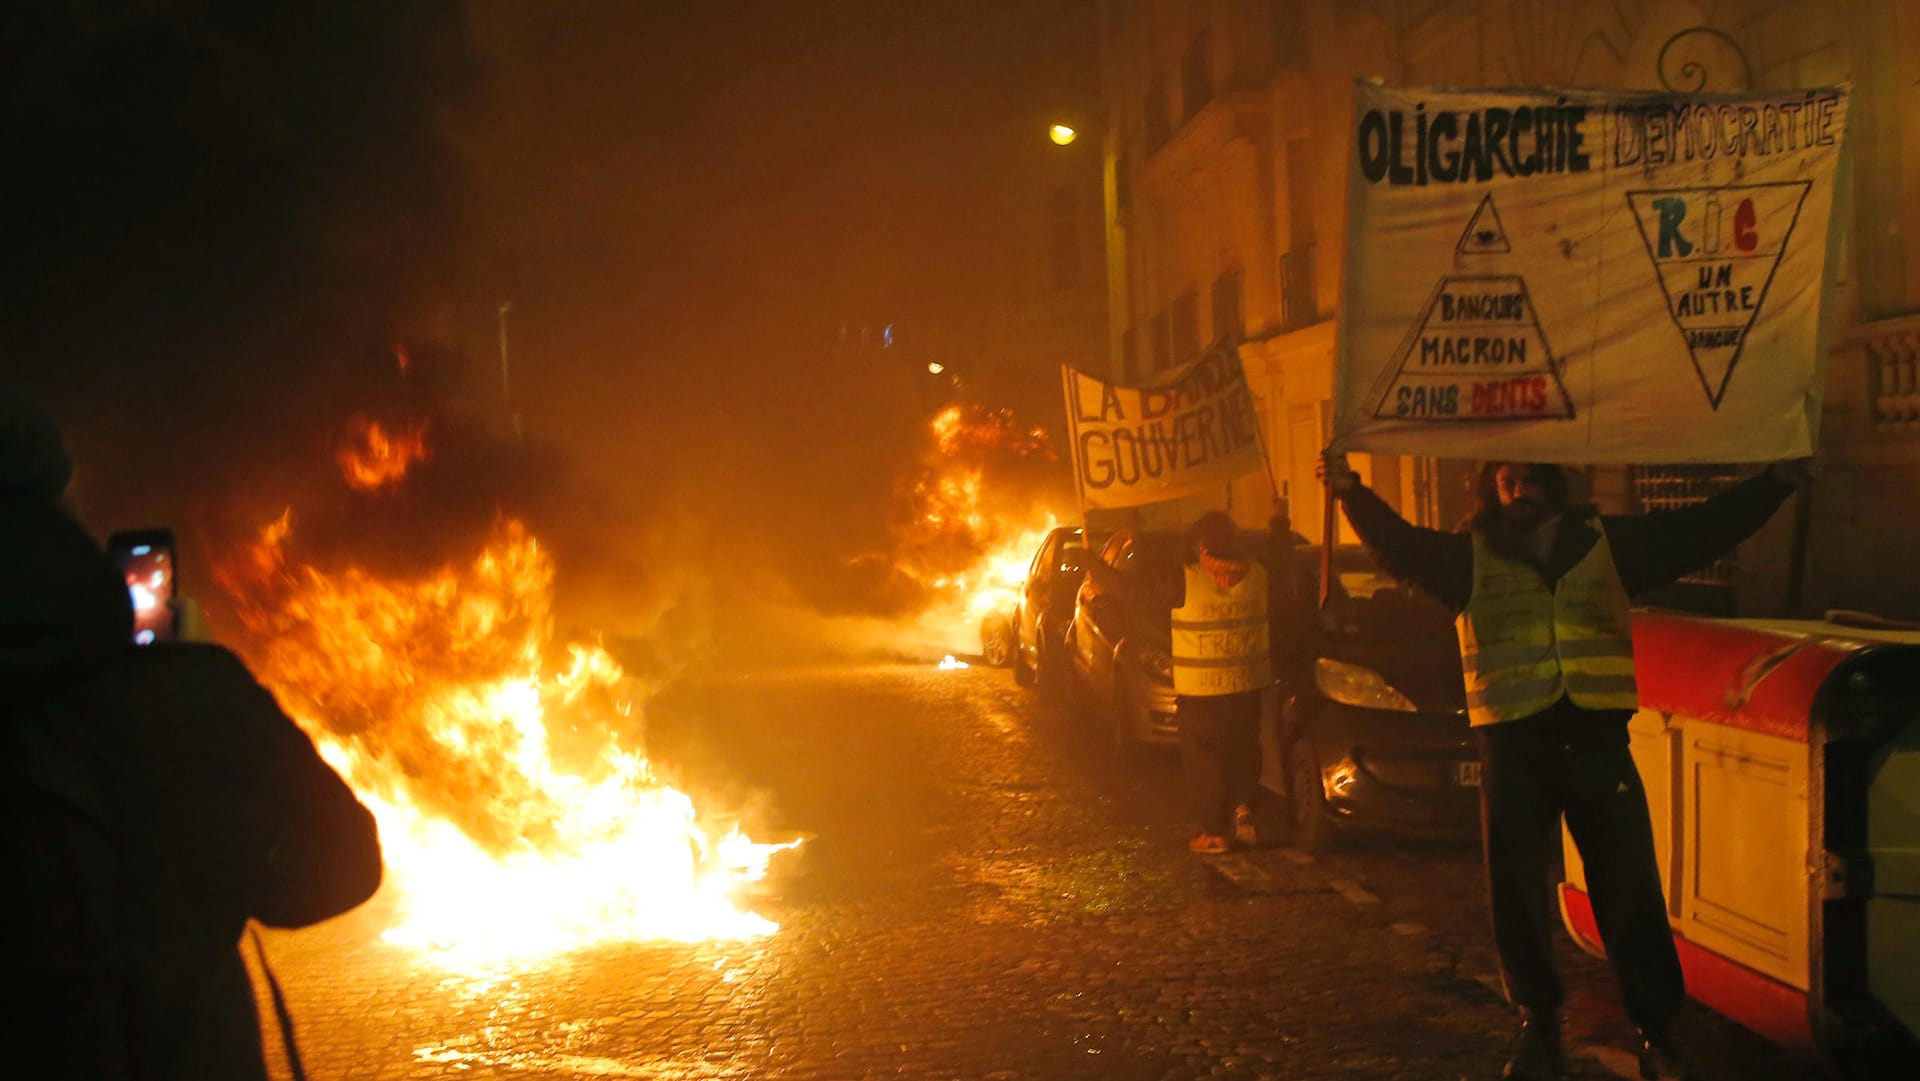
top-left (1048, 123), bottom-right (1078, 146)
top-left (927, 362), bottom-right (945, 375)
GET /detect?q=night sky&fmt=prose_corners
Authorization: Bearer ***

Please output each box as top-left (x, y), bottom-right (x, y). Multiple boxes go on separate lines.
top-left (3, 1), bottom-right (1096, 663)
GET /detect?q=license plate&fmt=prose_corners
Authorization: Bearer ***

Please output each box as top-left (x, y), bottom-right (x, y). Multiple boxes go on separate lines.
top-left (1454, 760), bottom-right (1482, 787)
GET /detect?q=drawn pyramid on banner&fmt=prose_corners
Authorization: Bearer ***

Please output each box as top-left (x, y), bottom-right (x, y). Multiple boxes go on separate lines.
top-left (1625, 181), bottom-right (1811, 409)
top-left (1368, 274), bottom-right (1574, 422)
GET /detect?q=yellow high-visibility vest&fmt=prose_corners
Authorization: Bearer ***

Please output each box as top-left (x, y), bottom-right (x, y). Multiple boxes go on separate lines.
top-left (1455, 527), bottom-right (1639, 726)
top-left (1171, 562), bottom-right (1272, 696)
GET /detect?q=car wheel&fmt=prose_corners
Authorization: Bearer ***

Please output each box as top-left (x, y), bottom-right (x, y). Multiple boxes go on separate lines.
top-left (1013, 641), bottom-right (1036, 686)
top-left (1289, 743), bottom-right (1340, 854)
top-left (1035, 618), bottom-right (1066, 693)
top-left (980, 618), bottom-right (1014, 667)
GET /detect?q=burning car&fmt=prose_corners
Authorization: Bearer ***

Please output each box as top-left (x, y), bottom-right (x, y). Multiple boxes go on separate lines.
top-left (978, 600), bottom-right (1018, 666)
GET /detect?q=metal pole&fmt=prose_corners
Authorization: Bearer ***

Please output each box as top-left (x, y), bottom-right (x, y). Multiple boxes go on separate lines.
top-left (1062, 365), bottom-right (1091, 536)
top-left (497, 301), bottom-right (513, 402)
top-left (1320, 462), bottom-right (1337, 608)
top-left (1784, 479), bottom-right (1814, 617)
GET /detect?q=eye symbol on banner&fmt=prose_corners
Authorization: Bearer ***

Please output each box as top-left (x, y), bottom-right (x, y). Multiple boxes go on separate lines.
top-left (1456, 194), bottom-right (1511, 255)
top-left (1625, 181), bottom-right (1811, 409)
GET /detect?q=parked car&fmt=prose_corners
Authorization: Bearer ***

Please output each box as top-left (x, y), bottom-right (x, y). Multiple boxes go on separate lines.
top-left (1065, 527), bottom-right (1189, 752)
top-left (1011, 526), bottom-right (1096, 688)
top-left (1260, 545), bottom-right (1477, 852)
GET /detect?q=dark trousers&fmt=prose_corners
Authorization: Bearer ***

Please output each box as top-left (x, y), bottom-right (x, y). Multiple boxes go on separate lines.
top-left (1477, 714), bottom-right (1685, 1032)
top-left (1176, 690), bottom-right (1262, 836)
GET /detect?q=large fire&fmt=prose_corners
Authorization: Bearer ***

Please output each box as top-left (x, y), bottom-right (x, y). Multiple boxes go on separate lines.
top-left (218, 417), bottom-right (797, 964)
top-left (885, 406), bottom-right (1062, 655)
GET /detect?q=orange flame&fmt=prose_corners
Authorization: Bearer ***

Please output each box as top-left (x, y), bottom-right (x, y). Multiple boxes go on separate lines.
top-left (337, 417), bottom-right (431, 492)
top-left (885, 408), bottom-right (1063, 654)
top-left (215, 448), bottom-right (798, 965)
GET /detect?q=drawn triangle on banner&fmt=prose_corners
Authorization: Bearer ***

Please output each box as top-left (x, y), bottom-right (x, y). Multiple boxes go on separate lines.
top-left (1455, 194), bottom-right (1511, 255)
top-left (1366, 274), bottom-right (1575, 423)
top-left (1625, 181), bottom-right (1811, 409)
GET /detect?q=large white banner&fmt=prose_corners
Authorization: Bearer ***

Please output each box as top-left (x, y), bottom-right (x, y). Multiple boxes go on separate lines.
top-left (1336, 82), bottom-right (1849, 463)
top-left (1062, 347), bottom-right (1264, 509)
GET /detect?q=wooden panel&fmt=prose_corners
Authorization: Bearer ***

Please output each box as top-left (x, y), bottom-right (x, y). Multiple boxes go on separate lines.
top-left (1681, 721), bottom-right (1810, 989)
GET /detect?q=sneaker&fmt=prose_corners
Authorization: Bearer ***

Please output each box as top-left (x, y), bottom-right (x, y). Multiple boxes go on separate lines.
top-left (1636, 1030), bottom-right (1701, 1081)
top-left (1502, 1013), bottom-right (1565, 1080)
top-left (1187, 832), bottom-right (1230, 854)
top-left (1232, 804), bottom-right (1259, 847)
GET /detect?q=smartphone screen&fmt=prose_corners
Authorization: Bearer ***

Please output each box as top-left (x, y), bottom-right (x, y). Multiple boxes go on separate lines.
top-left (108, 529), bottom-right (177, 645)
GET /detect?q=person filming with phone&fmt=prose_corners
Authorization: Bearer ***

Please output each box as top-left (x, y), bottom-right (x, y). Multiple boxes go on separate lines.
top-left (1, 386), bottom-right (383, 1081)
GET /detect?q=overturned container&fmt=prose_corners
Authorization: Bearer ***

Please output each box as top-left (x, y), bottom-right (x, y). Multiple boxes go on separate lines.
top-left (1558, 609), bottom-right (1920, 1072)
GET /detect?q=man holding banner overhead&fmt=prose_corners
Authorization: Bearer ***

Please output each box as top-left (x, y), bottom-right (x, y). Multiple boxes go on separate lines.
top-left (1322, 452), bottom-right (1811, 1079)
top-left (1326, 78), bottom-right (1848, 1081)
top-left (1062, 346), bottom-right (1281, 853)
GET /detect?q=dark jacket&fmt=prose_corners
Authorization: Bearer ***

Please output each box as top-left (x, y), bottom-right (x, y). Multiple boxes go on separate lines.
top-left (2, 493), bottom-right (383, 1081)
top-left (1335, 471), bottom-right (1795, 613)
top-left (1334, 471), bottom-right (1796, 742)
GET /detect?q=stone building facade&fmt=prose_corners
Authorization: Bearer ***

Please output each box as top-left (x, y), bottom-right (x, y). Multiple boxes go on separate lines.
top-left (1098, 0), bottom-right (1920, 618)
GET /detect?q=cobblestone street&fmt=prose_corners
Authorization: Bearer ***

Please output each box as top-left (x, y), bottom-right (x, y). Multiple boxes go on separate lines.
top-left (250, 664), bottom-right (1821, 1080)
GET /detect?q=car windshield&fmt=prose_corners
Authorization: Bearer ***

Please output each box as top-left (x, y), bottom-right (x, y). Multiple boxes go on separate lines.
top-left (1304, 549), bottom-right (1455, 644)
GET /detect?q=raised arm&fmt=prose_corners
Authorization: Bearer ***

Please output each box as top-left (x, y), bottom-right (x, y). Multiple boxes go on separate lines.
top-left (1603, 461), bottom-right (1808, 597)
top-left (1320, 451), bottom-right (1474, 612)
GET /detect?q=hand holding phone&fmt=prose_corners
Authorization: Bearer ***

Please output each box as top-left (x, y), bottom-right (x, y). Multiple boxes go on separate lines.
top-left (108, 528), bottom-right (177, 645)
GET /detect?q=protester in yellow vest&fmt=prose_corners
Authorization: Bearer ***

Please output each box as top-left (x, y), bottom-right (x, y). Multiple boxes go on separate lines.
top-left (1168, 511), bottom-right (1273, 855)
top-left (1320, 452), bottom-right (1814, 1081)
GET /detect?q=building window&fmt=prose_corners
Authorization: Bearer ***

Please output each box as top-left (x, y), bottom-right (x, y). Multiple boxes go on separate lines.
top-left (1048, 187), bottom-right (1079, 290)
top-left (1630, 465), bottom-right (1743, 585)
top-left (1211, 269), bottom-right (1243, 346)
top-left (1285, 136), bottom-right (1317, 248)
top-left (1630, 464), bottom-right (1744, 613)
top-left (1280, 244), bottom-right (1316, 330)
top-left (1271, 1), bottom-right (1306, 68)
top-left (1181, 31), bottom-right (1211, 122)
top-left (1144, 78), bottom-right (1169, 152)
top-left (1170, 291), bottom-right (1199, 365)
top-left (1281, 136), bottom-right (1318, 330)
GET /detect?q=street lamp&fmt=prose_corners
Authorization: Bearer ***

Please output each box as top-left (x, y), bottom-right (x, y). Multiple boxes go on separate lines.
top-left (1048, 123), bottom-right (1078, 146)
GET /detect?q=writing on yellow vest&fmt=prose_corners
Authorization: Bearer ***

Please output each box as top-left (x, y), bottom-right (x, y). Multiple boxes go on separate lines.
top-left (1171, 562), bottom-right (1272, 696)
top-left (1455, 528), bottom-right (1638, 726)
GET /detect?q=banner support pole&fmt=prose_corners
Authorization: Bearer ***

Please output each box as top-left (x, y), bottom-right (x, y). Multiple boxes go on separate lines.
top-left (1061, 365), bottom-right (1091, 536)
top-left (1320, 459), bottom-right (1337, 608)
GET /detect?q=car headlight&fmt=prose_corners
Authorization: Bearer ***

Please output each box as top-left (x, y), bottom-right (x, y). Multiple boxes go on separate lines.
top-left (1314, 657), bottom-right (1419, 712)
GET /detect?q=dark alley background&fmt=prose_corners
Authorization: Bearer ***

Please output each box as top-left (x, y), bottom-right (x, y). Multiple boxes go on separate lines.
top-left (2, 0), bottom-right (1095, 667)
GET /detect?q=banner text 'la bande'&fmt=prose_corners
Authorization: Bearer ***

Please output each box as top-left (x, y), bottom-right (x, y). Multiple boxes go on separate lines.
top-left (1062, 349), bottom-right (1264, 509)
top-left (1336, 83), bottom-right (1849, 463)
